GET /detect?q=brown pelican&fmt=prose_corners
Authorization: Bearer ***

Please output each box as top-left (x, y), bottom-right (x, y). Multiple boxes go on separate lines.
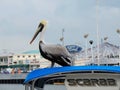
top-left (30, 20), bottom-right (72, 67)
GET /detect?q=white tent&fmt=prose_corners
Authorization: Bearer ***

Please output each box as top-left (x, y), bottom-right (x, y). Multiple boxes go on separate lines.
top-left (76, 42), bottom-right (120, 65)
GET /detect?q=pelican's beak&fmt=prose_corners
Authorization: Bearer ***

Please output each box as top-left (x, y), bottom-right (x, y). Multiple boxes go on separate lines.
top-left (30, 20), bottom-right (47, 44)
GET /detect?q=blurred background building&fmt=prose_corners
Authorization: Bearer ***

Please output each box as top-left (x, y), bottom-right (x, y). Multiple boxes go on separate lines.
top-left (0, 42), bottom-right (120, 72)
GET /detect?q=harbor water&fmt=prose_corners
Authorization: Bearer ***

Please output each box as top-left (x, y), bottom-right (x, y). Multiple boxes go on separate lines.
top-left (0, 84), bottom-right (66, 90)
top-left (0, 73), bottom-right (66, 90)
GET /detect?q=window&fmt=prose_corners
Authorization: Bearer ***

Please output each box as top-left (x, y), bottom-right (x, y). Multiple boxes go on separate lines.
top-left (0, 58), bottom-right (3, 62)
top-left (28, 55), bottom-right (31, 58)
top-left (19, 60), bottom-right (23, 64)
top-left (17, 56), bottom-right (20, 58)
top-left (33, 55), bottom-right (36, 58)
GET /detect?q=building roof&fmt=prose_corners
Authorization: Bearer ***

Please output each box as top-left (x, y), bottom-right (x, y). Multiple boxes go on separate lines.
top-left (22, 50), bottom-right (39, 54)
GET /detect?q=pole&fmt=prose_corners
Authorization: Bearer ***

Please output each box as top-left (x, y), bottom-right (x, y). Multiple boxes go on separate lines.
top-left (85, 39), bottom-right (88, 59)
top-left (119, 33), bottom-right (120, 65)
top-left (62, 29), bottom-right (64, 46)
top-left (60, 29), bottom-right (65, 46)
top-left (89, 40), bottom-right (94, 65)
top-left (96, 0), bottom-right (100, 65)
top-left (8, 56), bottom-right (9, 67)
top-left (84, 34), bottom-right (89, 60)
top-left (116, 29), bottom-right (120, 65)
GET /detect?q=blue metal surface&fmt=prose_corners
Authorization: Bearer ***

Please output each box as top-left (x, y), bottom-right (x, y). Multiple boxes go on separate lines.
top-left (24, 66), bottom-right (120, 83)
top-left (66, 45), bottom-right (82, 53)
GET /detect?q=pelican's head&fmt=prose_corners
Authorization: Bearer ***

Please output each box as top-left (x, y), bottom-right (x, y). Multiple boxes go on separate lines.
top-left (30, 20), bottom-right (48, 44)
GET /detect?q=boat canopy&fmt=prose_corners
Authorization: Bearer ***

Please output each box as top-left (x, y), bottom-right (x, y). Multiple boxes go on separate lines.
top-left (24, 65), bottom-right (120, 84)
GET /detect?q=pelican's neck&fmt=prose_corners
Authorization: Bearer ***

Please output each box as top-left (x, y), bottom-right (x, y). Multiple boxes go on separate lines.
top-left (40, 29), bottom-right (46, 42)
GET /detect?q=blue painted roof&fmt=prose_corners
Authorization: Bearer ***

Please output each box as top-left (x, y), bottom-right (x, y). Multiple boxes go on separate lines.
top-left (24, 66), bottom-right (120, 83)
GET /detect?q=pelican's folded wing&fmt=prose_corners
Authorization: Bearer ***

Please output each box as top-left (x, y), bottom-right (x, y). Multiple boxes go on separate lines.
top-left (42, 44), bottom-right (71, 57)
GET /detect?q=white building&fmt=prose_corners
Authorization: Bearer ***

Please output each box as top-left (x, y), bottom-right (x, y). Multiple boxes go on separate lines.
top-left (0, 50), bottom-right (51, 70)
top-left (0, 52), bottom-right (13, 71)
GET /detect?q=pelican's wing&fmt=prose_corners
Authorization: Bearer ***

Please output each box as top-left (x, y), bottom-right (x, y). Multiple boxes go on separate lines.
top-left (41, 44), bottom-right (72, 66)
top-left (42, 44), bottom-right (71, 57)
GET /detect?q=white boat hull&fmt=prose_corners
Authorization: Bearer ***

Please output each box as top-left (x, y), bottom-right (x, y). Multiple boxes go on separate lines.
top-left (65, 73), bottom-right (120, 90)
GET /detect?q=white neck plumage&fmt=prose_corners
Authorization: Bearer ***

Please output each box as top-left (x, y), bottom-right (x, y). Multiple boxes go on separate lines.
top-left (40, 26), bottom-right (47, 45)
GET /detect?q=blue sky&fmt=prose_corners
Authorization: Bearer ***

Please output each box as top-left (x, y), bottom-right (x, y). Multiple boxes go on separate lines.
top-left (0, 0), bottom-right (120, 53)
